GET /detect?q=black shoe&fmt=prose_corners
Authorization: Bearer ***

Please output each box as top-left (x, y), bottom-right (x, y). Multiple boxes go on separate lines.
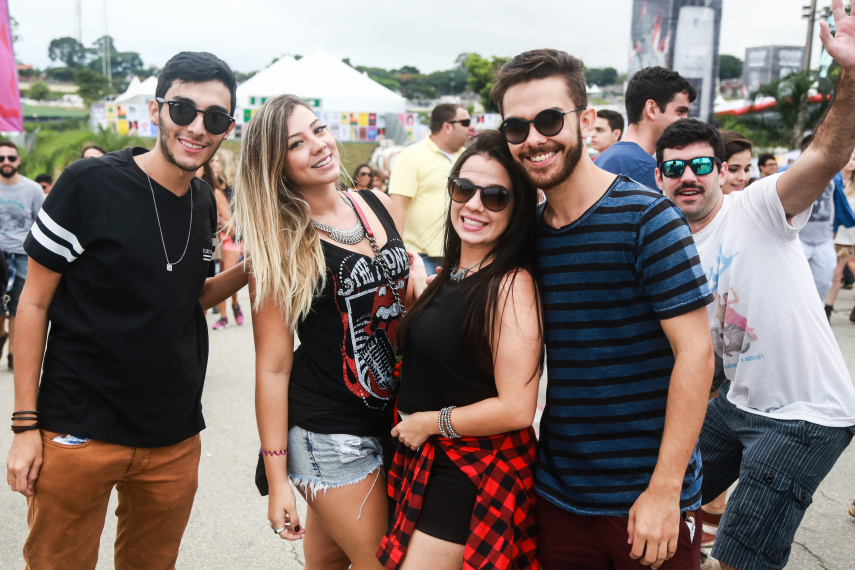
top-left (212, 305), bottom-right (220, 315)
top-left (0, 332), bottom-right (7, 356)
top-left (826, 304), bottom-right (834, 321)
top-left (850, 305), bottom-right (855, 323)
top-left (7, 353), bottom-right (12, 371)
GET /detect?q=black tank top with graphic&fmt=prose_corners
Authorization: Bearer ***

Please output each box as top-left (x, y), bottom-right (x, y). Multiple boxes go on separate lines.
top-left (289, 191), bottom-right (409, 437)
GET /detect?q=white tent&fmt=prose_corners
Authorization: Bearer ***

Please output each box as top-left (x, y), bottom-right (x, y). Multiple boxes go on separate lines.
top-left (236, 49), bottom-right (407, 114)
top-left (114, 75), bottom-right (158, 104)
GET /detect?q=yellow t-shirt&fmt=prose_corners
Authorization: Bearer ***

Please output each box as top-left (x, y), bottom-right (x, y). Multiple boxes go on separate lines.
top-left (388, 136), bottom-right (461, 257)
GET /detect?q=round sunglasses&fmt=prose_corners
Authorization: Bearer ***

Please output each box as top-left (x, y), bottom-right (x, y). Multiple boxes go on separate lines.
top-left (659, 157), bottom-right (721, 178)
top-left (448, 177), bottom-right (513, 212)
top-left (500, 107), bottom-right (586, 145)
top-left (156, 98), bottom-right (235, 136)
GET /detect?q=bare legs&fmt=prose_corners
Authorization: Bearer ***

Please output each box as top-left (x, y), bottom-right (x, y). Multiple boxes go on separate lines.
top-left (297, 469), bottom-right (388, 570)
top-left (399, 530), bottom-right (465, 570)
top-left (825, 254), bottom-right (851, 308)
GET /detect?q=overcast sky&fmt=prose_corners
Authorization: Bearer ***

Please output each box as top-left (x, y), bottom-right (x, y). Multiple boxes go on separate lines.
top-left (11, 0), bottom-right (830, 75)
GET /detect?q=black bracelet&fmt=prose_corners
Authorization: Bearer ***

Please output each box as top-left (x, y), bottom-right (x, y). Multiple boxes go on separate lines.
top-left (12, 411), bottom-right (39, 416)
top-left (11, 422), bottom-right (40, 434)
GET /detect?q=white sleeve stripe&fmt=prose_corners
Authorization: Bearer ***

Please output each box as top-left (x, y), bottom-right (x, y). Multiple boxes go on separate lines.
top-left (31, 224), bottom-right (78, 264)
top-left (37, 209), bottom-right (84, 255)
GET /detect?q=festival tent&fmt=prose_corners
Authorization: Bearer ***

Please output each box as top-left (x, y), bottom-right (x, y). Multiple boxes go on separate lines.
top-left (236, 50), bottom-right (407, 114)
top-left (113, 75), bottom-right (159, 105)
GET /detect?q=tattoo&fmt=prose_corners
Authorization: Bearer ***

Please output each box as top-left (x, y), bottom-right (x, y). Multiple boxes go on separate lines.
top-left (199, 289), bottom-right (205, 300)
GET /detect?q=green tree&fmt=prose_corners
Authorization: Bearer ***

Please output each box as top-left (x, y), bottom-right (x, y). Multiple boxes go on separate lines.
top-left (48, 37), bottom-right (91, 68)
top-left (393, 65), bottom-right (420, 76)
top-left (424, 68), bottom-right (469, 96)
top-left (727, 71), bottom-right (830, 148)
top-left (355, 66), bottom-right (400, 92)
top-left (28, 81), bottom-right (51, 101)
top-left (719, 55), bottom-right (743, 81)
top-left (44, 67), bottom-right (75, 82)
top-left (74, 68), bottom-right (112, 105)
top-left (396, 74), bottom-right (436, 100)
top-left (585, 67), bottom-right (618, 86)
top-left (464, 54), bottom-right (509, 113)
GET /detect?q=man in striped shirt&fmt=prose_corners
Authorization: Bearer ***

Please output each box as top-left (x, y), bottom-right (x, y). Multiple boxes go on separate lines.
top-left (492, 49), bottom-right (715, 569)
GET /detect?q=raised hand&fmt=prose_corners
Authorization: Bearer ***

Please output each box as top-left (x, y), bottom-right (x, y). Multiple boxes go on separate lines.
top-left (820, 0), bottom-right (855, 72)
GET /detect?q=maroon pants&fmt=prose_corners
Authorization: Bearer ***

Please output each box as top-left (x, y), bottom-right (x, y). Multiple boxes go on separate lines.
top-left (537, 497), bottom-right (702, 570)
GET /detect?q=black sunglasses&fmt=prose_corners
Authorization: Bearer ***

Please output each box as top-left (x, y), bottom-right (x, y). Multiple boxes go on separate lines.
top-left (500, 107), bottom-right (586, 145)
top-left (0, 155), bottom-right (19, 163)
top-left (659, 157), bottom-right (721, 178)
top-left (448, 177), bottom-right (513, 212)
top-left (448, 119), bottom-right (471, 127)
top-left (356, 170), bottom-right (372, 177)
top-left (156, 98), bottom-right (235, 135)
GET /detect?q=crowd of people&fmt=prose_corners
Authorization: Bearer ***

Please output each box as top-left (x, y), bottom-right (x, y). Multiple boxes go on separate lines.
top-left (5, 4), bottom-right (855, 570)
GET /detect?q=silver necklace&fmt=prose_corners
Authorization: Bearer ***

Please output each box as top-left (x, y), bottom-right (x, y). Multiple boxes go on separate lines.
top-left (450, 253), bottom-right (492, 281)
top-left (311, 192), bottom-right (365, 245)
top-left (143, 154), bottom-right (193, 272)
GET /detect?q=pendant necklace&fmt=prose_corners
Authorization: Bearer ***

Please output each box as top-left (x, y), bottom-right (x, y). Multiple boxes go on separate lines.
top-left (143, 154), bottom-right (193, 272)
top-left (311, 192), bottom-right (365, 245)
top-left (450, 253), bottom-right (493, 281)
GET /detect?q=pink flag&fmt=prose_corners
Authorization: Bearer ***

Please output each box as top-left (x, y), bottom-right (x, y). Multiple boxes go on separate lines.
top-left (0, 0), bottom-right (22, 133)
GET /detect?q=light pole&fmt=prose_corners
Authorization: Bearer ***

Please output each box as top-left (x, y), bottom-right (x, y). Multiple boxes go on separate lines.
top-left (793, 1), bottom-right (820, 148)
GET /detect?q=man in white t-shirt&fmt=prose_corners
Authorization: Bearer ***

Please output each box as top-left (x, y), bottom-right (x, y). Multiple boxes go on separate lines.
top-left (657, 118), bottom-right (855, 570)
top-left (652, 15), bottom-right (855, 563)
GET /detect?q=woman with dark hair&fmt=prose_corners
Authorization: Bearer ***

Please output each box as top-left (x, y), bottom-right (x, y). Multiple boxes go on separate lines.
top-left (81, 145), bottom-right (107, 159)
top-left (351, 163), bottom-right (375, 191)
top-left (720, 131), bottom-right (754, 194)
top-left (378, 130), bottom-right (544, 570)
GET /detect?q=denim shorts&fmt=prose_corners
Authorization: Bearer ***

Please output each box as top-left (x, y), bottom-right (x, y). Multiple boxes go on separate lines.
top-left (699, 381), bottom-right (853, 570)
top-left (3, 252), bottom-right (27, 316)
top-left (286, 425), bottom-right (382, 497)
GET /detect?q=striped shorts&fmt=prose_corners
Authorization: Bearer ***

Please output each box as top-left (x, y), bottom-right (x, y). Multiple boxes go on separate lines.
top-left (699, 381), bottom-right (853, 570)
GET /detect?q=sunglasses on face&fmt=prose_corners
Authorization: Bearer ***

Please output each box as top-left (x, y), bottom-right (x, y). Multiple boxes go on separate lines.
top-left (156, 98), bottom-right (235, 136)
top-left (659, 157), bottom-right (721, 178)
top-left (500, 107), bottom-right (586, 145)
top-left (447, 119), bottom-right (471, 128)
top-left (448, 177), bottom-right (513, 212)
top-left (357, 170), bottom-right (372, 177)
top-left (0, 155), bottom-right (19, 163)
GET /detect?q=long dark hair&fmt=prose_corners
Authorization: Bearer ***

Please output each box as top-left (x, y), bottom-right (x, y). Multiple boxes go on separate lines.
top-left (397, 130), bottom-right (544, 379)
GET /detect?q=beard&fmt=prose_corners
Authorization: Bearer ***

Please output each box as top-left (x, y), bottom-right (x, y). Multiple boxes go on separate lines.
top-left (0, 165), bottom-right (18, 179)
top-left (158, 113), bottom-right (220, 173)
top-left (518, 125), bottom-right (584, 191)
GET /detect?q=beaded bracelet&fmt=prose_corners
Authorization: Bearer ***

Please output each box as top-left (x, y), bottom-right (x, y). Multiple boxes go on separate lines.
top-left (439, 406), bottom-right (461, 439)
top-left (259, 448), bottom-right (289, 456)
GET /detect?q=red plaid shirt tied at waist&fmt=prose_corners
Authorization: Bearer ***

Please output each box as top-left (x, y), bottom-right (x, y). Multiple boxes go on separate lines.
top-left (377, 426), bottom-right (539, 570)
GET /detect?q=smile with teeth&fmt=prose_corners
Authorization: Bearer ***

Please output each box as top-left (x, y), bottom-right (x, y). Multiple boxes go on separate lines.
top-left (462, 216), bottom-right (487, 227)
top-left (179, 139), bottom-right (205, 150)
top-left (530, 151), bottom-right (556, 163)
top-left (313, 156), bottom-right (332, 168)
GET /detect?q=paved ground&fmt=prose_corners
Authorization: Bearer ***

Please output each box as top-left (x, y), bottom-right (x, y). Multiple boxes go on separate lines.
top-left (1, 287), bottom-right (855, 568)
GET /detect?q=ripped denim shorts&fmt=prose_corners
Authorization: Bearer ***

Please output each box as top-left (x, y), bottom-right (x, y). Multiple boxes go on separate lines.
top-left (287, 425), bottom-right (382, 497)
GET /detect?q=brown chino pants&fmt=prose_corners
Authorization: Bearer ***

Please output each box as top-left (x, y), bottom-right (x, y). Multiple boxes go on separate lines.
top-left (24, 430), bottom-right (201, 570)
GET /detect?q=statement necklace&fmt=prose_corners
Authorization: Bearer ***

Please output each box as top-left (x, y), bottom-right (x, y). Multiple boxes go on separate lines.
top-left (311, 192), bottom-right (365, 245)
top-left (143, 154), bottom-right (193, 272)
top-left (450, 253), bottom-right (493, 281)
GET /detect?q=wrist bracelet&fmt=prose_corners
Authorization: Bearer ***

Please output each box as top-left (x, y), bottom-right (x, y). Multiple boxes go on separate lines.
top-left (439, 406), bottom-right (460, 439)
top-left (259, 448), bottom-right (289, 456)
top-left (11, 411), bottom-right (40, 434)
top-left (11, 422), bottom-right (40, 434)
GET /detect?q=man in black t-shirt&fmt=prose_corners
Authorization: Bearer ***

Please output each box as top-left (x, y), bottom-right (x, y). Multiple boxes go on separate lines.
top-left (6, 52), bottom-right (249, 569)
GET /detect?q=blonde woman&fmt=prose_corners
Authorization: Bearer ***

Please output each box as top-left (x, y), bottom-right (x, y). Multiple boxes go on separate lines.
top-left (233, 94), bottom-right (412, 569)
top-left (210, 148), bottom-right (244, 328)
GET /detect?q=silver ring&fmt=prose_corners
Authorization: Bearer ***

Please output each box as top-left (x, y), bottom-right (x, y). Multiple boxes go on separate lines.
top-left (270, 521), bottom-right (287, 534)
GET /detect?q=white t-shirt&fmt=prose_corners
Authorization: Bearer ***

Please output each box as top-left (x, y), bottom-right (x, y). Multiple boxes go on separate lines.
top-left (693, 173), bottom-right (855, 427)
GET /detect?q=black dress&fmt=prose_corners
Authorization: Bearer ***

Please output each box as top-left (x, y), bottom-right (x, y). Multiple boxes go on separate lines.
top-left (397, 279), bottom-right (499, 545)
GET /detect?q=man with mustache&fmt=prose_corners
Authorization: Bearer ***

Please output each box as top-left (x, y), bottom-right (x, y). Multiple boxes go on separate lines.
top-left (492, 49), bottom-right (715, 569)
top-left (652, 10), bottom-right (855, 568)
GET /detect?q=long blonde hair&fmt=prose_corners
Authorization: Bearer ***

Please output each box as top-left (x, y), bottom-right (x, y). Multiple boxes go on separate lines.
top-left (214, 148), bottom-right (238, 188)
top-left (232, 94), bottom-right (327, 329)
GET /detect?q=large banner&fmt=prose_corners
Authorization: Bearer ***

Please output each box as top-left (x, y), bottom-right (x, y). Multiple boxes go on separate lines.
top-left (628, 0), bottom-right (675, 79)
top-left (670, 0), bottom-right (723, 122)
top-left (0, 0), bottom-right (22, 132)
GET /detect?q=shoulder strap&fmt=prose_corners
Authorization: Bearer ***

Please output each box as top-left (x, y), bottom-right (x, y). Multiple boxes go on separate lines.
top-left (345, 191), bottom-right (374, 238)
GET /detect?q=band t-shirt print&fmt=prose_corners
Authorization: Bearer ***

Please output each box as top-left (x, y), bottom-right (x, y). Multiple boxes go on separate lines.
top-left (288, 191), bottom-right (409, 436)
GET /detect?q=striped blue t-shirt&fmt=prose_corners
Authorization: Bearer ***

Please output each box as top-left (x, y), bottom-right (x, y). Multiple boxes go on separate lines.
top-left (536, 176), bottom-right (714, 517)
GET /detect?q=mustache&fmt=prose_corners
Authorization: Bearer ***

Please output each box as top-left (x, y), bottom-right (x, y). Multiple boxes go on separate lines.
top-left (676, 183), bottom-right (705, 193)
